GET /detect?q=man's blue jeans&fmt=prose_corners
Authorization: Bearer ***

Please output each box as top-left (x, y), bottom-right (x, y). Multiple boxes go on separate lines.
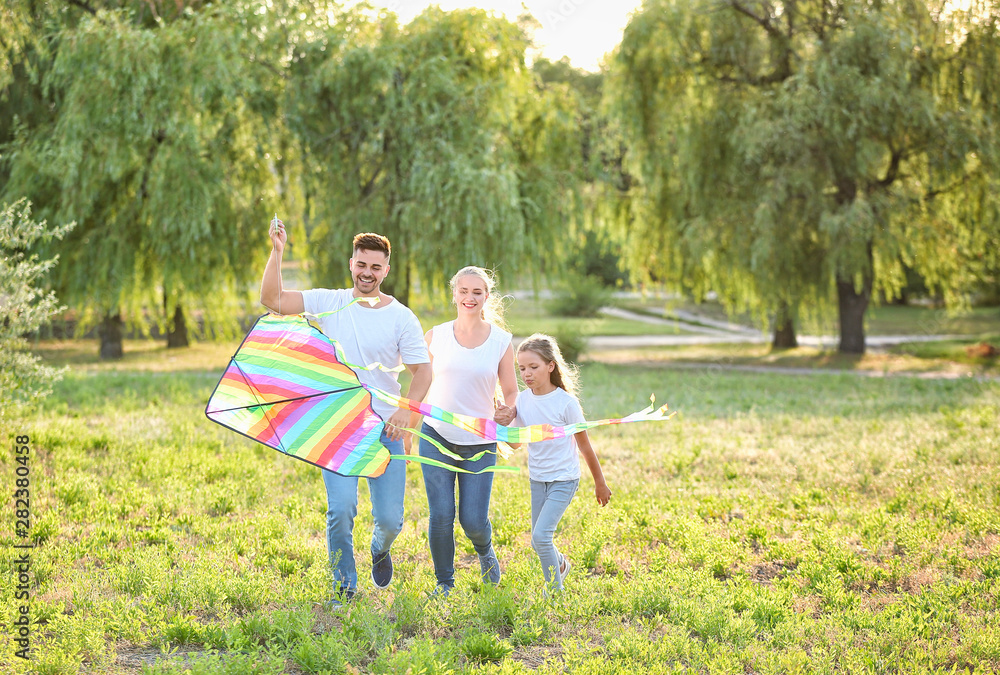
top-left (418, 423), bottom-right (497, 588)
top-left (322, 431), bottom-right (405, 593)
top-left (530, 478), bottom-right (579, 591)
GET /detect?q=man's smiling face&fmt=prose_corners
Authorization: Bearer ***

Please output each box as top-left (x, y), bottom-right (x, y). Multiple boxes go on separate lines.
top-left (349, 248), bottom-right (390, 296)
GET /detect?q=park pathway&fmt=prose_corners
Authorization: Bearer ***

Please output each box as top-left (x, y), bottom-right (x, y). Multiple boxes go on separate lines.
top-left (579, 307), bottom-right (998, 382)
top-left (593, 306), bottom-right (963, 351)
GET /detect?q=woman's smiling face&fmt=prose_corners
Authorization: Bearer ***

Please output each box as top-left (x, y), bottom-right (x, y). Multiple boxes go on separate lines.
top-left (453, 274), bottom-right (489, 316)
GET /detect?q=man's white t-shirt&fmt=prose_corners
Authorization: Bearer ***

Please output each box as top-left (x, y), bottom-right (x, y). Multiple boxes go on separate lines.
top-left (514, 387), bottom-right (586, 482)
top-left (424, 320), bottom-right (512, 446)
top-left (301, 288), bottom-right (429, 420)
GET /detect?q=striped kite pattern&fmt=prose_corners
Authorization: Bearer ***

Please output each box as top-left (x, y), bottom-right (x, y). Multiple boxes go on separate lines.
top-left (205, 313), bottom-right (390, 478)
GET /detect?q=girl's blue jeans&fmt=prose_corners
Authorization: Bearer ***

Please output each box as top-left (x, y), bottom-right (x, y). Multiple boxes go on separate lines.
top-left (419, 422), bottom-right (497, 588)
top-left (322, 431), bottom-right (405, 593)
top-left (530, 478), bottom-right (579, 591)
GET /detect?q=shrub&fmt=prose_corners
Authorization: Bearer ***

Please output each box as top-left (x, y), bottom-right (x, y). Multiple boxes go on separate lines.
top-left (0, 199), bottom-right (74, 416)
top-left (551, 323), bottom-right (589, 364)
top-left (548, 273), bottom-right (613, 318)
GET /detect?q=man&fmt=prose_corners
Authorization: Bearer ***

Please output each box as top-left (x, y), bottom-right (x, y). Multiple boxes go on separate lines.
top-left (260, 220), bottom-right (431, 606)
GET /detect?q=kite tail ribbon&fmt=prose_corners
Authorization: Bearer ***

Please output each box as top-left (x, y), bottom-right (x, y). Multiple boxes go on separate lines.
top-left (365, 386), bottom-right (677, 446)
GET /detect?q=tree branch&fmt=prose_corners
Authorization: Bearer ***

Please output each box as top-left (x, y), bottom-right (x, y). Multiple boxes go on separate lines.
top-left (252, 57), bottom-right (286, 80)
top-left (65, 0), bottom-right (98, 16)
top-left (729, 1), bottom-right (783, 39)
top-left (359, 162), bottom-right (383, 200)
top-left (726, 1), bottom-right (794, 82)
top-left (926, 173), bottom-right (974, 201)
top-left (877, 147), bottom-right (903, 188)
top-left (718, 69), bottom-right (789, 86)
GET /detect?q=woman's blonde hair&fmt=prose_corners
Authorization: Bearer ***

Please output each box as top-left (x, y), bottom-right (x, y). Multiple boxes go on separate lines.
top-left (450, 266), bottom-right (508, 330)
top-left (516, 333), bottom-right (579, 398)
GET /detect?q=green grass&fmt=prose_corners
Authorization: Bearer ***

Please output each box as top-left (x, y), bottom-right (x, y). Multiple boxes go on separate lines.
top-left (867, 305), bottom-right (1000, 337)
top-left (2, 346), bottom-right (999, 673)
top-left (590, 342), bottom-right (1000, 377)
top-left (623, 297), bottom-right (1000, 338)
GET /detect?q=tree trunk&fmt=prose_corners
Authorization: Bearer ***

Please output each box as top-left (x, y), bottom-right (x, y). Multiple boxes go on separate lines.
top-left (167, 304), bottom-right (189, 349)
top-left (98, 312), bottom-right (124, 360)
top-left (771, 304), bottom-right (798, 349)
top-left (837, 273), bottom-right (872, 354)
top-left (385, 256), bottom-right (411, 307)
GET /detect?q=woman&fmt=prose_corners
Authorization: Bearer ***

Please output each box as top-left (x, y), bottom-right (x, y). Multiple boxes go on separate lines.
top-left (413, 266), bottom-right (519, 596)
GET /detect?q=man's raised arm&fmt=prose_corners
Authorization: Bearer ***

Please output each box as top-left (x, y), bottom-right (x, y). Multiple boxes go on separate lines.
top-left (260, 218), bottom-right (304, 315)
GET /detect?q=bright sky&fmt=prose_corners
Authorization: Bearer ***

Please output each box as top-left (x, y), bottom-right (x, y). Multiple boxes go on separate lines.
top-left (361, 0), bottom-right (644, 71)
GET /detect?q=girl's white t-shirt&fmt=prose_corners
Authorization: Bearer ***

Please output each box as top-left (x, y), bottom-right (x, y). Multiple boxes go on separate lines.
top-left (425, 320), bottom-right (512, 445)
top-left (514, 387), bottom-right (585, 482)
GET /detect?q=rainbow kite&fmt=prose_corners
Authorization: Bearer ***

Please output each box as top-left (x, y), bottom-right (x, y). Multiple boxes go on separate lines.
top-left (206, 306), bottom-right (675, 478)
top-left (205, 312), bottom-right (393, 477)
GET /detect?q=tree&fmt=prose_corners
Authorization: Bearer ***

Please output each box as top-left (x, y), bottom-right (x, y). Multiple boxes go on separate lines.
top-left (285, 6), bottom-right (582, 303)
top-left (532, 57), bottom-right (635, 289)
top-left (610, 0), bottom-right (1000, 353)
top-left (1, 2), bottom-right (282, 357)
top-left (0, 200), bottom-right (73, 416)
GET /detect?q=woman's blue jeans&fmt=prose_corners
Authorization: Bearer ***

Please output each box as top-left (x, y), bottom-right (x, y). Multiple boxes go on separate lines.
top-left (419, 423), bottom-right (497, 588)
top-left (322, 431), bottom-right (405, 594)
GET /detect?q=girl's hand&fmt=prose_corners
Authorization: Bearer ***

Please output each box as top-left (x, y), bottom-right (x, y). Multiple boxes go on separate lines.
top-left (595, 482), bottom-right (611, 507)
top-left (493, 404), bottom-right (516, 426)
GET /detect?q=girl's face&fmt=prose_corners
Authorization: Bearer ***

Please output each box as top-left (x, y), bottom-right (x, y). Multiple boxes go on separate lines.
top-left (453, 274), bottom-right (489, 317)
top-left (517, 349), bottom-right (555, 392)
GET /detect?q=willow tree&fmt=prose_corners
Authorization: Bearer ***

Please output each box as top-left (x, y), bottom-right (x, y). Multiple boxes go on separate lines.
top-left (286, 6), bottom-right (581, 303)
top-left (611, 0), bottom-right (1000, 352)
top-left (1, 2), bottom-right (281, 357)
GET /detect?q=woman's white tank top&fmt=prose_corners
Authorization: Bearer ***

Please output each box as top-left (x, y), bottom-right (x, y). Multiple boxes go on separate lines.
top-left (424, 320), bottom-right (512, 445)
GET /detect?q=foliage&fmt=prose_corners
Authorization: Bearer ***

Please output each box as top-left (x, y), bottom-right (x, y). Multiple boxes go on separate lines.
top-left (568, 228), bottom-right (629, 288)
top-left (549, 322), bottom-right (589, 365)
top-left (459, 632), bottom-right (513, 664)
top-left (1, 1), bottom-right (283, 350)
top-left (533, 57), bottom-right (634, 290)
top-left (284, 6), bottom-right (583, 303)
top-left (548, 273), bottom-right (613, 318)
top-left (610, 0), bottom-right (1000, 353)
top-left (0, 199), bottom-right (72, 414)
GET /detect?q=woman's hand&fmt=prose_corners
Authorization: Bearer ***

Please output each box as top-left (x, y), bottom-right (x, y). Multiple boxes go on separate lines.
top-left (493, 404), bottom-right (516, 426)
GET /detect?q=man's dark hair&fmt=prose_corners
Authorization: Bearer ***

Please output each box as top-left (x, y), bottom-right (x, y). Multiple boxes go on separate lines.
top-left (353, 232), bottom-right (391, 258)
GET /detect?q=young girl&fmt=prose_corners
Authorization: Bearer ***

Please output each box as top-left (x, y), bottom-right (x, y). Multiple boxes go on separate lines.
top-left (495, 334), bottom-right (611, 592)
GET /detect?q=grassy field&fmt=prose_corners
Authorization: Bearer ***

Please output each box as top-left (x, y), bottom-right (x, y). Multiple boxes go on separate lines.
top-left (2, 340), bottom-right (999, 674)
top-left (622, 298), bottom-right (1000, 339)
top-left (589, 343), bottom-right (1000, 378)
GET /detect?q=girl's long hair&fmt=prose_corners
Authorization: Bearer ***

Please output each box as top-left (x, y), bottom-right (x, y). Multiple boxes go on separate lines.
top-left (450, 266), bottom-right (508, 330)
top-left (517, 333), bottom-right (579, 398)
